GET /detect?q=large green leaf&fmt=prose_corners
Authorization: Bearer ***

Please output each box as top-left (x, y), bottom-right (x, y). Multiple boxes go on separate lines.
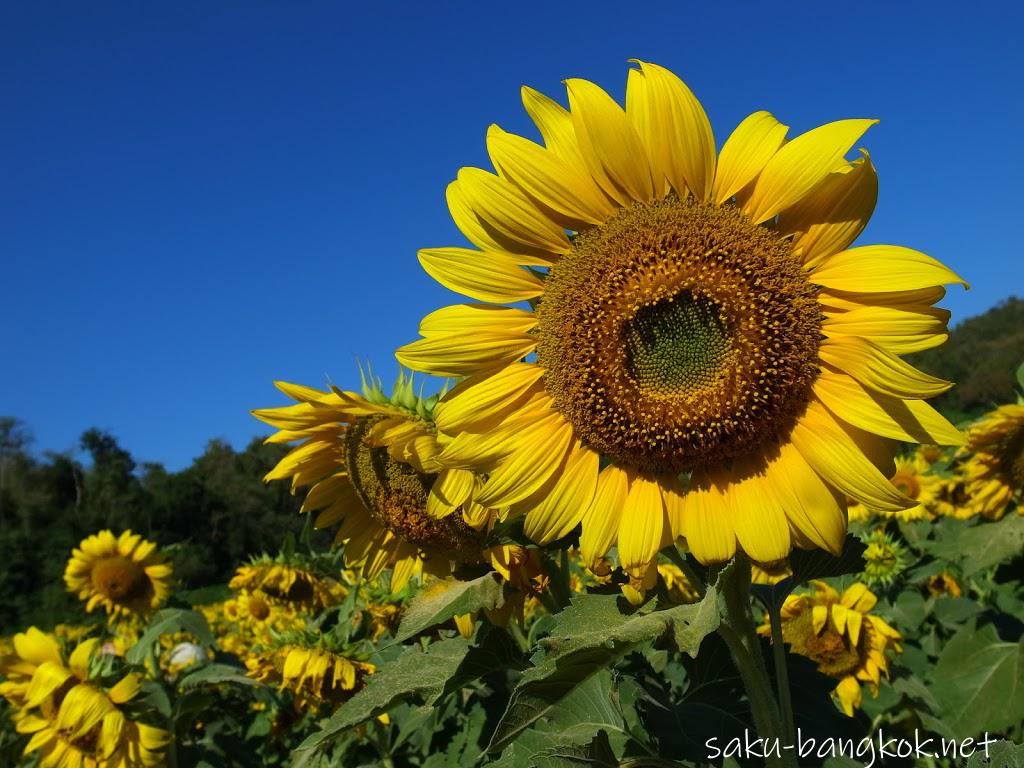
top-left (928, 514), bottom-right (1024, 576)
top-left (486, 581), bottom-right (720, 753)
top-left (125, 608), bottom-right (213, 665)
top-left (931, 621), bottom-right (1024, 738)
top-left (967, 739), bottom-right (1024, 768)
top-left (292, 626), bottom-right (519, 766)
top-left (393, 573), bottom-right (505, 643)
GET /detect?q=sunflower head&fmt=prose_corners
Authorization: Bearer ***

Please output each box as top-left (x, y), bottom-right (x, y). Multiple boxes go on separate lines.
top-left (6, 633), bottom-right (169, 767)
top-left (926, 572), bottom-right (962, 598)
top-left (397, 60), bottom-right (965, 597)
top-left (962, 404), bottom-right (1024, 519)
top-left (761, 581), bottom-right (902, 716)
top-left (245, 631), bottom-right (375, 712)
top-left (859, 528), bottom-right (908, 588)
top-left (64, 530), bottom-right (173, 620)
top-left (229, 555), bottom-right (345, 612)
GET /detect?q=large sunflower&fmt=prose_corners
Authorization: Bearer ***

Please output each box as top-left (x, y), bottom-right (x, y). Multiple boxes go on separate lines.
top-left (6, 633), bottom-right (169, 767)
top-left (961, 404), bottom-right (1024, 519)
top-left (396, 60), bottom-right (965, 593)
top-left (254, 370), bottom-right (538, 592)
top-left (758, 581), bottom-right (901, 716)
top-left (64, 530), bottom-right (173, 620)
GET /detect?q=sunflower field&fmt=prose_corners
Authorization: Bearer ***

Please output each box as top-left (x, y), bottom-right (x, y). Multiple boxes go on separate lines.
top-left (3, 61), bottom-right (1023, 768)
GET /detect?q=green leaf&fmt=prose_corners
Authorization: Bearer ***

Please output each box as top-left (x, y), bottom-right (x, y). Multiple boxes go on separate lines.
top-left (1016, 361), bottom-right (1024, 393)
top-left (931, 621), bottom-right (1024, 738)
top-left (177, 662), bottom-right (259, 689)
top-left (292, 626), bottom-right (518, 767)
top-left (486, 581), bottom-right (720, 753)
top-left (393, 573), bottom-right (504, 643)
top-left (929, 515), bottom-right (1024, 576)
top-left (125, 608), bottom-right (213, 666)
top-left (967, 739), bottom-right (1024, 768)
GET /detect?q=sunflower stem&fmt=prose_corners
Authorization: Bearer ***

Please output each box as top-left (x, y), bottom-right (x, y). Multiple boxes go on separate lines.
top-left (718, 555), bottom-right (796, 768)
top-left (769, 598), bottom-right (797, 745)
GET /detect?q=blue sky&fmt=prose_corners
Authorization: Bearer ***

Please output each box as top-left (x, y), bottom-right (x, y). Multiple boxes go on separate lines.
top-left (2, 2), bottom-right (1020, 469)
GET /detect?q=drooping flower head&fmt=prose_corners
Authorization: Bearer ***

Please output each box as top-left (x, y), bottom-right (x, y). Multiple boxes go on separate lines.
top-left (2, 631), bottom-right (169, 767)
top-left (229, 555), bottom-right (345, 613)
top-left (245, 631), bottom-right (375, 712)
top-left (396, 60), bottom-right (965, 595)
top-left (254, 368), bottom-right (541, 592)
top-left (961, 404), bottom-right (1024, 519)
top-left (64, 530), bottom-right (173, 620)
top-left (759, 581), bottom-right (901, 716)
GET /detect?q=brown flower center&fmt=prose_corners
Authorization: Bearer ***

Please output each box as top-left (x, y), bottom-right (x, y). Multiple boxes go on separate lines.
top-left (783, 603), bottom-right (864, 679)
top-left (536, 197), bottom-right (822, 473)
top-left (91, 556), bottom-right (148, 603)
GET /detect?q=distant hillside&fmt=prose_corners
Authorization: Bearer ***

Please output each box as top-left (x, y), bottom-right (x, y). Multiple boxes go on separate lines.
top-left (908, 296), bottom-right (1024, 422)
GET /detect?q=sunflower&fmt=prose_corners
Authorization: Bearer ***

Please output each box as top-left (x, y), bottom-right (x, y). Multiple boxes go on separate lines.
top-left (859, 528), bottom-right (908, 588)
top-left (875, 457), bottom-right (942, 522)
top-left (961, 404), bottom-right (1024, 519)
top-left (6, 633), bottom-right (169, 767)
top-left (926, 572), bottom-right (962, 598)
top-left (759, 581), bottom-right (901, 716)
top-left (63, 530), bottom-right (173, 621)
top-left (254, 369), bottom-right (540, 593)
top-left (245, 635), bottom-right (375, 712)
top-left (0, 627), bottom-right (61, 713)
top-left (229, 556), bottom-right (345, 612)
top-left (395, 60), bottom-right (965, 595)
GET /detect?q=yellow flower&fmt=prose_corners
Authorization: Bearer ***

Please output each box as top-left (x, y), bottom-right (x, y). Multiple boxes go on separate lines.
top-left (246, 642), bottom-right (375, 712)
top-left (750, 559), bottom-right (793, 586)
top-left (7, 633), bottom-right (169, 767)
top-left (961, 404), bottom-right (1024, 519)
top-left (64, 530), bottom-right (173, 620)
top-left (926, 572), bottom-right (962, 598)
top-left (229, 558), bottom-right (344, 612)
top-left (857, 457), bottom-right (943, 522)
top-left (760, 581), bottom-right (901, 716)
top-left (0, 627), bottom-right (61, 712)
top-left (254, 370), bottom-right (540, 593)
top-left (395, 60), bottom-right (965, 596)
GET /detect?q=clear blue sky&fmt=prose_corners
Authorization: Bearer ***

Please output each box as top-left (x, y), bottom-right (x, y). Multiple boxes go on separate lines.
top-left (2, 1), bottom-right (1020, 470)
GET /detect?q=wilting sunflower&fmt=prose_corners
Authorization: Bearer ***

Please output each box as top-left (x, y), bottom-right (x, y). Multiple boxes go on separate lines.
top-left (759, 581), bottom-right (901, 716)
top-left (230, 555), bottom-right (345, 612)
top-left (254, 369), bottom-right (539, 592)
top-left (7, 633), bottom-right (169, 767)
top-left (246, 633), bottom-right (375, 712)
top-left (961, 404), bottom-right (1024, 519)
top-left (396, 60), bottom-right (965, 594)
top-left (64, 530), bottom-right (173, 620)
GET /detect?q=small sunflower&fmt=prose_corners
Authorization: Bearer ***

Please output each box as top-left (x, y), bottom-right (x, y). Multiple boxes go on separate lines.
top-left (229, 556), bottom-right (345, 612)
top-left (254, 369), bottom-right (539, 592)
top-left (859, 528), bottom-right (908, 588)
top-left (64, 530), bottom-right (173, 620)
top-left (961, 404), bottom-right (1024, 519)
top-left (245, 634), bottom-right (375, 712)
top-left (7, 633), bottom-right (169, 767)
top-left (396, 60), bottom-right (965, 596)
top-left (926, 572), bottom-right (962, 598)
top-left (759, 581), bottom-right (901, 716)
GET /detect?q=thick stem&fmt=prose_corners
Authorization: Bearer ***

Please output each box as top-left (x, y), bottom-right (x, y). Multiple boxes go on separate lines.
top-left (769, 600), bottom-right (796, 744)
top-left (718, 556), bottom-right (797, 768)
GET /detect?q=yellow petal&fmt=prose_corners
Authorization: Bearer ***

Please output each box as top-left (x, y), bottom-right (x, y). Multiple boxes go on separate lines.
top-left (521, 85), bottom-right (588, 170)
top-left (430, 468), bottom-right (475, 510)
top-left (626, 60), bottom-right (715, 200)
top-left (815, 370), bottom-right (965, 445)
top-left (744, 118), bottom-right (877, 224)
top-left (434, 362), bottom-right (546, 435)
top-left (841, 582), bottom-right (877, 612)
top-left (617, 474), bottom-right (665, 579)
top-left (523, 442), bottom-right (599, 544)
top-left (456, 167), bottom-right (569, 255)
top-left (819, 336), bottom-right (952, 399)
top-left (835, 676), bottom-right (861, 716)
top-left (68, 638), bottom-right (99, 680)
top-left (437, 396), bottom-right (558, 469)
top-left (475, 416), bottom-right (575, 507)
top-left (812, 245), bottom-right (968, 292)
top-left (107, 673), bottom-right (142, 705)
top-left (780, 150), bottom-right (877, 270)
top-left (812, 604), bottom-right (829, 634)
top-left (396, 332), bottom-right (535, 378)
top-left (712, 111), bottom-right (788, 205)
top-left (446, 177), bottom-right (556, 262)
top-left (680, 472), bottom-right (737, 564)
top-left (565, 77), bottom-right (654, 205)
top-left (487, 124), bottom-right (614, 227)
top-left (822, 302), bottom-right (951, 355)
top-left (846, 609), bottom-right (863, 647)
top-left (579, 465), bottom-right (630, 571)
top-left (418, 247), bottom-right (544, 304)
top-left (418, 303), bottom-right (536, 337)
top-left (769, 443), bottom-right (846, 556)
top-left (831, 604), bottom-right (849, 635)
top-left (790, 402), bottom-right (913, 512)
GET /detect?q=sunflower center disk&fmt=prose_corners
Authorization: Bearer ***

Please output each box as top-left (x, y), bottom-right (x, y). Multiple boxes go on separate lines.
top-left (345, 417), bottom-right (484, 563)
top-left (537, 197), bottom-right (822, 473)
top-left (626, 294), bottom-right (731, 393)
top-left (91, 556), bottom-right (146, 601)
